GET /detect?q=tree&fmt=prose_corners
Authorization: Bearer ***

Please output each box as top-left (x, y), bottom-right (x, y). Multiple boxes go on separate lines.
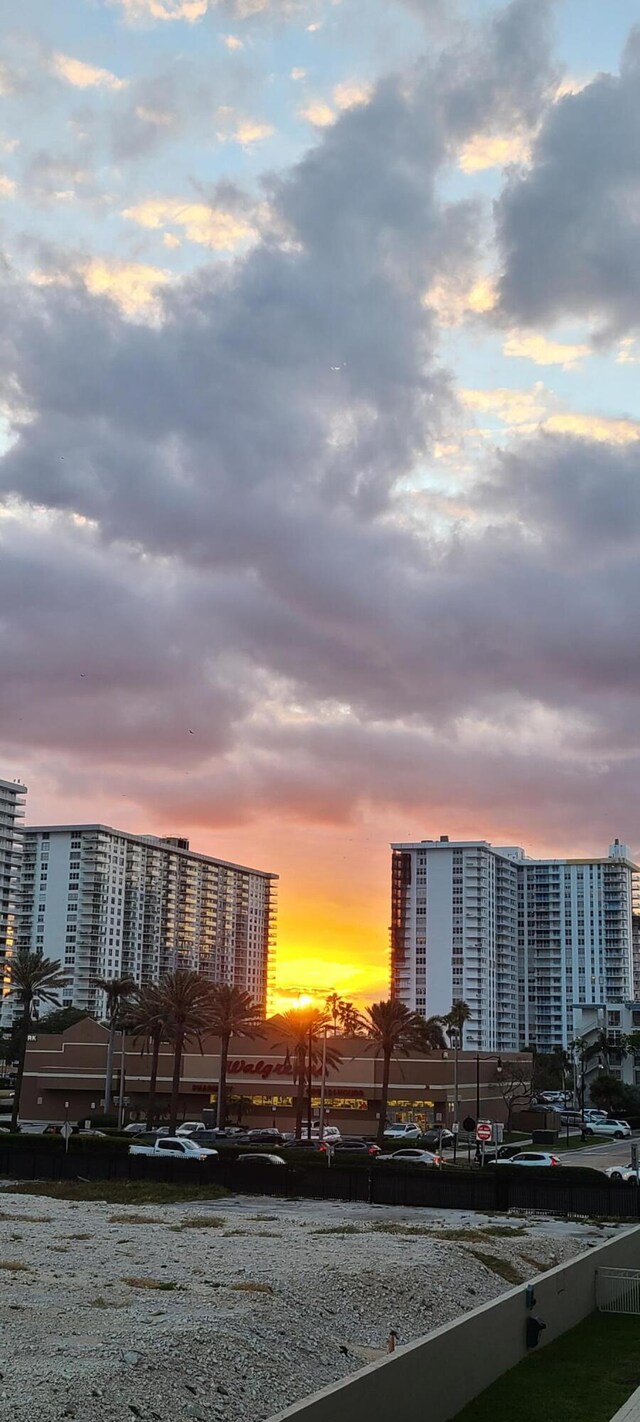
top-left (492, 1059), bottom-right (532, 1131)
top-left (339, 1001), bottom-right (364, 1037)
top-left (588, 1072), bottom-right (631, 1116)
top-left (442, 1000), bottom-right (472, 1125)
top-left (271, 1008), bottom-right (342, 1137)
top-left (208, 984), bottom-right (264, 1128)
top-left (36, 1006), bottom-right (89, 1035)
top-left (93, 975), bottom-right (136, 1115)
top-left (124, 983), bottom-right (170, 1130)
top-left (325, 993), bottom-right (343, 1035)
top-left (363, 1000), bottom-right (445, 1147)
top-left (6, 951), bottom-right (69, 1131)
top-left (162, 970), bottom-right (214, 1133)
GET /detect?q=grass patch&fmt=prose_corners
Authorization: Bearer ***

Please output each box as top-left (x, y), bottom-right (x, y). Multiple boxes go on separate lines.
top-left (89, 1296), bottom-right (110, 1308)
top-left (109, 1214), bottom-right (166, 1226)
top-left (4, 1181), bottom-right (227, 1206)
top-left (312, 1225), bottom-right (365, 1236)
top-left (468, 1250), bottom-right (524, 1284)
top-left (479, 1226), bottom-right (529, 1239)
top-left (123, 1277), bottom-right (181, 1291)
top-left (230, 1281), bottom-right (274, 1294)
top-left (452, 1313), bottom-right (640, 1422)
top-left (519, 1251), bottom-right (551, 1273)
top-left (0, 1260), bottom-right (30, 1272)
top-left (371, 1222), bottom-right (433, 1237)
top-left (169, 1215), bottom-right (225, 1232)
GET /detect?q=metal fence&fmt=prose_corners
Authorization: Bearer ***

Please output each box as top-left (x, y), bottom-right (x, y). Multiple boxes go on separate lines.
top-left (2, 1147), bottom-right (640, 1220)
top-left (597, 1268), bottom-right (640, 1314)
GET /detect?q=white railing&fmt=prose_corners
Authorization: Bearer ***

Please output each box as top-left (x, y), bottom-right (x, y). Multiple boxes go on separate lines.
top-left (596, 1268), bottom-right (640, 1314)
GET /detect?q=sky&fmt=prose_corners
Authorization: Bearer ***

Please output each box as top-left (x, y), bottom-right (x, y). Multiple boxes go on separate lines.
top-left (2, 0), bottom-right (640, 1011)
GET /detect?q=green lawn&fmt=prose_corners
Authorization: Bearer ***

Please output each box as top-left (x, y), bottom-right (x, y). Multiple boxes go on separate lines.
top-left (453, 1313), bottom-right (640, 1422)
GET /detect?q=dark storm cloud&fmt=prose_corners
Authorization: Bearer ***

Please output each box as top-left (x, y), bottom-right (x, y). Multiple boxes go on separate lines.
top-left (496, 26), bottom-right (640, 336)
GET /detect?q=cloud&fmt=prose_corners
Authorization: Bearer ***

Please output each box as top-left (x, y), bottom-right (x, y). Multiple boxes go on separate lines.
top-left (223, 34), bottom-right (244, 48)
top-left (0, 175), bottom-right (17, 198)
top-left (542, 412), bottom-right (640, 446)
top-left (425, 274), bottom-right (497, 325)
top-left (333, 81), bottom-right (373, 111)
top-left (9, 0), bottom-right (638, 849)
top-left (111, 0), bottom-right (209, 21)
top-left (31, 259), bottom-right (171, 318)
top-left (298, 100), bottom-right (335, 127)
top-left (215, 109), bottom-right (275, 144)
top-left (502, 331), bottom-right (591, 369)
top-left (122, 196), bottom-right (258, 248)
top-left (291, 68), bottom-right (306, 81)
top-left (50, 52), bottom-right (127, 91)
top-left (458, 131), bottom-right (531, 172)
top-left (496, 28), bottom-right (640, 337)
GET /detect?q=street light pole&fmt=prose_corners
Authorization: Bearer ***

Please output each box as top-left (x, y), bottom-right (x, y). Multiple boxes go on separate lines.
top-left (117, 1030), bottom-right (126, 1132)
top-left (476, 1052), bottom-right (480, 1122)
top-left (307, 1017), bottom-right (313, 1141)
top-left (318, 1024), bottom-right (328, 1141)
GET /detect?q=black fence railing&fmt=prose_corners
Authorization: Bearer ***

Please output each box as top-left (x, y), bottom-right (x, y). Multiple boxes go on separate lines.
top-left (2, 1148), bottom-right (640, 1220)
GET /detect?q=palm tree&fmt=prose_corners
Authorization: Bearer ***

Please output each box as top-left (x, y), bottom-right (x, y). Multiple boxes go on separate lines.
top-left (325, 992), bottom-right (343, 1035)
top-left (271, 1008), bottom-right (342, 1137)
top-left (363, 999), bottom-right (445, 1147)
top-left (93, 975), bottom-right (136, 1115)
top-left (124, 983), bottom-right (170, 1130)
top-left (6, 950), bottom-right (69, 1131)
top-left (209, 984), bottom-right (264, 1128)
top-left (162, 969), bottom-right (214, 1133)
top-left (339, 1000), bottom-right (365, 1037)
top-left (442, 1000), bottom-right (472, 1125)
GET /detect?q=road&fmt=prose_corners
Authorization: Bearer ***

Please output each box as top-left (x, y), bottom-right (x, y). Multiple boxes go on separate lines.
top-left (561, 1134), bottom-right (640, 1170)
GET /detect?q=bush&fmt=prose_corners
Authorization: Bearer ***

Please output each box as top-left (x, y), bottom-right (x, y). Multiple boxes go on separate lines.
top-left (0, 1132), bottom-right (130, 1154)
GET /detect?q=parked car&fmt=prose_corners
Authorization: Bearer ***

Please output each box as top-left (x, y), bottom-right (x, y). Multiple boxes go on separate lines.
top-left (284, 1138), bottom-right (332, 1154)
top-left (377, 1149), bottom-right (442, 1167)
top-left (124, 1122), bottom-right (151, 1135)
top-left (185, 1127), bottom-right (251, 1145)
top-left (332, 1138), bottom-right (380, 1157)
top-left (495, 1151), bottom-right (561, 1166)
top-left (129, 1136), bottom-right (218, 1161)
top-left (422, 1128), bottom-right (455, 1151)
top-left (584, 1110), bottom-right (609, 1123)
top-left (237, 1153), bottom-right (286, 1167)
top-left (584, 1119), bottom-right (631, 1139)
top-left (383, 1123), bottom-right (422, 1140)
top-left (495, 1143), bottom-right (530, 1161)
top-left (604, 1163), bottom-right (639, 1183)
top-left (176, 1121), bottom-right (206, 1135)
top-left (537, 1091), bottom-right (573, 1105)
top-left (247, 1129), bottom-right (285, 1145)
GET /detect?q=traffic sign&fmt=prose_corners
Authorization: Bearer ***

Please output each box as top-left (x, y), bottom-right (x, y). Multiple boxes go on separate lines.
top-left (462, 1115), bottom-right (476, 1133)
top-left (476, 1120), bottom-right (492, 1143)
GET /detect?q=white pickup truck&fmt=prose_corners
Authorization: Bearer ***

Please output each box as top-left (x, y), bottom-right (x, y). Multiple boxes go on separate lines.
top-left (129, 1135), bottom-right (218, 1161)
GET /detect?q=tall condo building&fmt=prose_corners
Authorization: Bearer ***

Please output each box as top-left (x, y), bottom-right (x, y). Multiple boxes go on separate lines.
top-left (16, 825), bottom-right (277, 1022)
top-left (0, 778), bottom-right (27, 1000)
top-left (390, 836), bottom-right (637, 1053)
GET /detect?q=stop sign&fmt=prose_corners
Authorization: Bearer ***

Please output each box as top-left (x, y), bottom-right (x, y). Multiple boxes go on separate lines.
top-left (476, 1120), bottom-right (493, 1142)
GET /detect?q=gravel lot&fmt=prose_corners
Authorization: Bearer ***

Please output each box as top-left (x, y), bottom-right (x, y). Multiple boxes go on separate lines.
top-left (0, 1190), bottom-right (618, 1422)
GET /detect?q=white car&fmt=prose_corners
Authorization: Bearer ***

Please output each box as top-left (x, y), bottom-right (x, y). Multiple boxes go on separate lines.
top-left (495, 1151), bottom-right (561, 1167)
top-left (383, 1123), bottom-right (422, 1140)
top-left (377, 1149), bottom-right (441, 1167)
top-left (176, 1121), bottom-right (206, 1135)
top-left (583, 1119), bottom-right (631, 1140)
top-left (237, 1153), bottom-right (286, 1167)
top-left (605, 1163), bottom-right (639, 1183)
top-left (309, 1126), bottom-right (342, 1143)
top-left (129, 1136), bottom-right (218, 1160)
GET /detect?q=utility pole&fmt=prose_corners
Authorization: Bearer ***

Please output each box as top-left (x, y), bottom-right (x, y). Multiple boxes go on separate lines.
top-left (318, 1024), bottom-right (328, 1141)
top-left (117, 1030), bottom-right (127, 1132)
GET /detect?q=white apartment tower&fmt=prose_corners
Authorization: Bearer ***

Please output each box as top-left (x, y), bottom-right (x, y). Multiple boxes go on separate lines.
top-left (0, 778), bottom-right (27, 1003)
top-left (17, 825), bottom-right (277, 1020)
top-left (391, 836), bottom-right (637, 1053)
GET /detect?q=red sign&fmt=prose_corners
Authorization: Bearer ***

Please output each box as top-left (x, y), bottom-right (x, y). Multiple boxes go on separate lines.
top-left (476, 1120), bottom-right (493, 1142)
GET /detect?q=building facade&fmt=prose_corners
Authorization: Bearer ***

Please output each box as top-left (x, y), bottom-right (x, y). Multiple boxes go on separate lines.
top-left (17, 825), bottom-right (277, 1020)
top-left (573, 1001), bottom-right (640, 1095)
top-left (0, 778), bottom-right (27, 1009)
top-left (19, 1016), bottom-right (532, 1132)
top-left (391, 836), bottom-right (637, 1053)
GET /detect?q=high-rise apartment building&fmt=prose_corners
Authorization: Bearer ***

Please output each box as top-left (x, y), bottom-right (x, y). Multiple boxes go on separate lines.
top-left (391, 836), bottom-right (637, 1052)
top-left (16, 825), bottom-right (277, 1021)
top-left (0, 778), bottom-right (27, 1003)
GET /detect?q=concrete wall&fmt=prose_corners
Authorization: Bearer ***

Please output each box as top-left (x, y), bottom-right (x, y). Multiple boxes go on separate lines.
top-left (267, 1226), bottom-right (640, 1422)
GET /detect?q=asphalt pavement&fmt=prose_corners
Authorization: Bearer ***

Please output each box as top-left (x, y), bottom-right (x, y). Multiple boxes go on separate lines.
top-left (560, 1134), bottom-right (640, 1169)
